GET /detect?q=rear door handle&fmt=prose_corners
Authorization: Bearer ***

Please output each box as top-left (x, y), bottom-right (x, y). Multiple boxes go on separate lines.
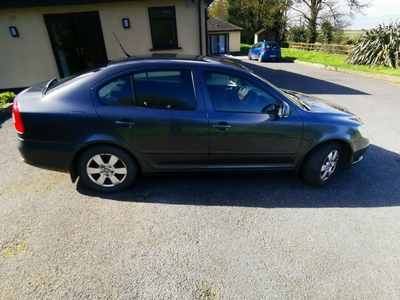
top-left (115, 120), bottom-right (135, 129)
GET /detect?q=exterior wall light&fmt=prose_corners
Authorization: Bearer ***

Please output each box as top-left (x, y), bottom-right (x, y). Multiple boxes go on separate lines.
top-left (9, 26), bottom-right (19, 37)
top-left (122, 18), bottom-right (130, 28)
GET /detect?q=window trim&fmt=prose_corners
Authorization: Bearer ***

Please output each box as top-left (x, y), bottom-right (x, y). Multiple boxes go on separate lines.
top-left (148, 6), bottom-right (180, 51)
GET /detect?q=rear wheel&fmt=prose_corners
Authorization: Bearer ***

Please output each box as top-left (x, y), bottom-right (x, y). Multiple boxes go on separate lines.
top-left (78, 145), bottom-right (137, 192)
top-left (258, 55), bottom-right (263, 63)
top-left (302, 142), bottom-right (342, 187)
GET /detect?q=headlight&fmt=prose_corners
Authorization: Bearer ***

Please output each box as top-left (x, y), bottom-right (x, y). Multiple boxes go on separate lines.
top-left (358, 124), bottom-right (368, 139)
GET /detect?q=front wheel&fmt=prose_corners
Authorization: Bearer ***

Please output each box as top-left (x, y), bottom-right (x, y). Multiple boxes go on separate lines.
top-left (302, 142), bottom-right (342, 187)
top-left (78, 145), bottom-right (138, 192)
top-left (248, 53), bottom-right (252, 60)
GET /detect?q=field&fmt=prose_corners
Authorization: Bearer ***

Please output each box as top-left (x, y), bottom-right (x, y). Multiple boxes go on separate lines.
top-left (240, 43), bottom-right (400, 79)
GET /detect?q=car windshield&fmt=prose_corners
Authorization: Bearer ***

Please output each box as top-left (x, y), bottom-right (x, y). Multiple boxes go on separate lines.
top-left (265, 43), bottom-right (279, 48)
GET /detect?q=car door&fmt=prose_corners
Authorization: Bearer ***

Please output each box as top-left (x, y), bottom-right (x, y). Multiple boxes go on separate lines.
top-left (250, 43), bottom-right (259, 59)
top-left (93, 67), bottom-right (209, 171)
top-left (198, 69), bottom-right (304, 169)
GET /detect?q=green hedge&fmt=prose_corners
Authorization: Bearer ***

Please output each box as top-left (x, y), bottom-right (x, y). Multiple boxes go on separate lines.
top-left (0, 92), bottom-right (15, 106)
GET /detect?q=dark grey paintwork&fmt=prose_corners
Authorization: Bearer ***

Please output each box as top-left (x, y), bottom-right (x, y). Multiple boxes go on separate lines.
top-left (13, 55), bottom-right (369, 189)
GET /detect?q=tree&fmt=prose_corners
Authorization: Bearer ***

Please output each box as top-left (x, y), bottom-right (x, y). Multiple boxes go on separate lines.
top-left (320, 19), bottom-right (334, 43)
top-left (287, 25), bottom-right (307, 42)
top-left (208, 0), bottom-right (229, 20)
top-left (227, 0), bottom-right (286, 44)
top-left (346, 22), bottom-right (400, 69)
top-left (288, 0), bottom-right (370, 43)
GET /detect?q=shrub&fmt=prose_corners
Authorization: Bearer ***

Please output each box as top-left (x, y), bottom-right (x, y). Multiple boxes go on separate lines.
top-left (0, 92), bottom-right (16, 106)
top-left (346, 21), bottom-right (400, 68)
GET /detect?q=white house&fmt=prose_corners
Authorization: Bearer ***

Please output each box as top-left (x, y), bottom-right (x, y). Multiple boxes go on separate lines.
top-left (0, 0), bottom-right (213, 91)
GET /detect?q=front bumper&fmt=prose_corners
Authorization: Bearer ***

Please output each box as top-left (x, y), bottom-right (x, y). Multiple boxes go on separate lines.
top-left (351, 137), bottom-right (369, 165)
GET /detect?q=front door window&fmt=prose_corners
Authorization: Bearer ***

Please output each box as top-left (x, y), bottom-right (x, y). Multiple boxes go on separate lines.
top-left (201, 70), bottom-right (303, 166)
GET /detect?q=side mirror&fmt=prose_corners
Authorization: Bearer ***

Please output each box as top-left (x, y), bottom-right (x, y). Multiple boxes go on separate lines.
top-left (278, 101), bottom-right (290, 118)
top-left (228, 76), bottom-right (239, 87)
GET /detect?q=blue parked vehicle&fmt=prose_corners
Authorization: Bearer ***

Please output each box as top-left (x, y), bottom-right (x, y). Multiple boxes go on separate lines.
top-left (248, 41), bottom-right (281, 62)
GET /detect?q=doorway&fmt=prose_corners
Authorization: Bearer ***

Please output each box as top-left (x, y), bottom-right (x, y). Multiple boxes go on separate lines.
top-left (44, 11), bottom-right (108, 78)
top-left (209, 34), bottom-right (228, 54)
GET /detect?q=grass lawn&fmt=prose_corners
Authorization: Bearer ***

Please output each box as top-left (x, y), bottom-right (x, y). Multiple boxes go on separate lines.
top-left (240, 44), bottom-right (400, 78)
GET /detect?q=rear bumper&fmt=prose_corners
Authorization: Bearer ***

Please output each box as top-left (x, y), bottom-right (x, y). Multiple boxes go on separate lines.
top-left (262, 53), bottom-right (281, 60)
top-left (17, 138), bottom-right (76, 173)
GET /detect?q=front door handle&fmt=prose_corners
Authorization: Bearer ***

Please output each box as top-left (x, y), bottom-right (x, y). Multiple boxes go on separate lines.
top-left (212, 122), bottom-right (231, 131)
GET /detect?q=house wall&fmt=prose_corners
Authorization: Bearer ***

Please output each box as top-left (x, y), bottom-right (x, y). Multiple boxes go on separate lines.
top-left (228, 31), bottom-right (241, 52)
top-left (0, 0), bottom-right (206, 90)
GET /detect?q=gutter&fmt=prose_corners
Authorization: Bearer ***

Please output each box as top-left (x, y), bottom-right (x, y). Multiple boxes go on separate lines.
top-left (198, 0), bottom-right (203, 55)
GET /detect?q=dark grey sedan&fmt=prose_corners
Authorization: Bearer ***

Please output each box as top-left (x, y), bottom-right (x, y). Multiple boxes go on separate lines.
top-left (12, 55), bottom-right (369, 192)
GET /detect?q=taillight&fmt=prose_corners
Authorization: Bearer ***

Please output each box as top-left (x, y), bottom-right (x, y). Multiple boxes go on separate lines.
top-left (12, 100), bottom-right (25, 134)
top-left (262, 48), bottom-right (267, 52)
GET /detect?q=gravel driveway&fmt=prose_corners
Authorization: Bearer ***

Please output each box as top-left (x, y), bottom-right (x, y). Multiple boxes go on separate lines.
top-left (1, 60), bottom-right (400, 299)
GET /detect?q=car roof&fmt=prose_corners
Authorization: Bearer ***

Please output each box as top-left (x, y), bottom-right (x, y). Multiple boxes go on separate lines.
top-left (109, 53), bottom-right (206, 65)
top-left (107, 54), bottom-right (252, 73)
top-left (262, 41), bottom-right (279, 44)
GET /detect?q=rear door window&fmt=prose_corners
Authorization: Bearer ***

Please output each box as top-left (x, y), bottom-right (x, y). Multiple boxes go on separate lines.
top-left (98, 75), bottom-right (135, 106)
top-left (97, 69), bottom-right (197, 110)
top-left (133, 70), bottom-right (196, 110)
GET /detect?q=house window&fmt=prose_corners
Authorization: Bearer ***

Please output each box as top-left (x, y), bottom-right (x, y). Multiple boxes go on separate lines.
top-left (148, 6), bottom-right (179, 50)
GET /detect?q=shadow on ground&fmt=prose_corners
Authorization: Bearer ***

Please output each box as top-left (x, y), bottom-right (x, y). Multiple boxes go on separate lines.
top-left (229, 58), bottom-right (369, 96)
top-left (77, 144), bottom-right (400, 208)
top-left (0, 115), bottom-right (11, 128)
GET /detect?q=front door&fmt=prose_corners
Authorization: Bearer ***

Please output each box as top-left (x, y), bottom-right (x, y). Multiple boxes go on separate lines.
top-left (209, 34), bottom-right (228, 54)
top-left (44, 12), bottom-right (108, 77)
top-left (200, 70), bottom-right (304, 168)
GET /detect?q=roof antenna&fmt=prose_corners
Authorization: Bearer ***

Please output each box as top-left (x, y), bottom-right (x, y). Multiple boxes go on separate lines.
top-left (113, 32), bottom-right (131, 58)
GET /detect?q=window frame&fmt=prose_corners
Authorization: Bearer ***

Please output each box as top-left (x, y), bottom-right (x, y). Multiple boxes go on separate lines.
top-left (96, 68), bottom-right (197, 111)
top-left (148, 6), bottom-right (180, 51)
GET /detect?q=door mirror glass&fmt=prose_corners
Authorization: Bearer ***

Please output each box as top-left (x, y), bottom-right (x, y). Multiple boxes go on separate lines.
top-left (278, 101), bottom-right (291, 118)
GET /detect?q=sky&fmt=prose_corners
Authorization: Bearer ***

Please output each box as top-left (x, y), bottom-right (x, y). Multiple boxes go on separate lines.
top-left (350, 0), bottom-right (400, 30)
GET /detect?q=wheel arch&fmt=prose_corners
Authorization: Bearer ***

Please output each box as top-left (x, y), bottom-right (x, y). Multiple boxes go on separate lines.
top-left (296, 139), bottom-right (353, 175)
top-left (68, 141), bottom-right (150, 183)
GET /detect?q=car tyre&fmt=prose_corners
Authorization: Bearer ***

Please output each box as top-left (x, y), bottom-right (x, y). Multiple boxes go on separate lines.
top-left (78, 145), bottom-right (137, 192)
top-left (302, 142), bottom-right (342, 187)
top-left (248, 53), bottom-right (252, 60)
top-left (258, 55), bottom-right (263, 63)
